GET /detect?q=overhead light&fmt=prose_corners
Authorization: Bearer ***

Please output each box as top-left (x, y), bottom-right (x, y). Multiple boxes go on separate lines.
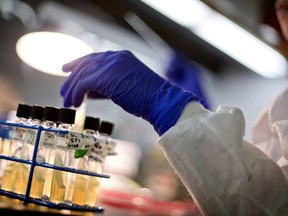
top-left (141, 0), bottom-right (288, 79)
top-left (16, 31), bottom-right (93, 76)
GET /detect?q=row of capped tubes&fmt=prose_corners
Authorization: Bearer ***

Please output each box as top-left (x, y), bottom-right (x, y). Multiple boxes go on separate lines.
top-left (0, 103), bottom-right (116, 207)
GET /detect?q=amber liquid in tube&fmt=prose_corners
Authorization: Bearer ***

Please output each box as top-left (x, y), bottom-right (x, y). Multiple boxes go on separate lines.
top-left (14, 106), bottom-right (44, 195)
top-left (12, 163), bottom-right (29, 194)
top-left (85, 138), bottom-right (106, 206)
top-left (1, 148), bottom-right (21, 191)
top-left (1, 104), bottom-right (32, 192)
top-left (30, 167), bottom-right (45, 198)
top-left (64, 100), bottom-right (87, 204)
top-left (48, 108), bottom-right (75, 203)
top-left (49, 133), bottom-right (68, 203)
top-left (0, 139), bottom-right (13, 182)
top-left (30, 133), bottom-right (46, 198)
top-left (75, 116), bottom-right (99, 206)
top-left (72, 116), bottom-right (99, 206)
top-left (50, 152), bottom-right (66, 203)
top-left (2, 145), bottom-right (30, 193)
top-left (71, 141), bottom-right (90, 206)
top-left (30, 106), bottom-right (59, 199)
top-left (71, 158), bottom-right (88, 205)
top-left (63, 134), bottom-right (82, 204)
top-left (85, 161), bottom-right (102, 206)
top-left (86, 121), bottom-right (114, 206)
top-left (42, 152), bottom-right (55, 200)
top-left (1, 119), bottom-right (30, 191)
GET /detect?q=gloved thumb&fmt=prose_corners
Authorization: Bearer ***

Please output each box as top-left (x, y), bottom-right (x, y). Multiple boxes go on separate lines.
top-left (62, 59), bottom-right (79, 72)
top-left (62, 54), bottom-right (92, 72)
top-left (62, 62), bottom-right (73, 72)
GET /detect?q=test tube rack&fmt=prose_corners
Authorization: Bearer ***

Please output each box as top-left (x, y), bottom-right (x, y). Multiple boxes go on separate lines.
top-left (0, 120), bottom-right (109, 213)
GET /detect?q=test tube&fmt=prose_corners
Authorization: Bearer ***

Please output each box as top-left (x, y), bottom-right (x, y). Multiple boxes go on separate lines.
top-left (85, 121), bottom-right (114, 207)
top-left (12, 105), bottom-right (44, 195)
top-left (30, 106), bottom-right (59, 199)
top-left (1, 103), bottom-right (32, 191)
top-left (70, 116), bottom-right (100, 205)
top-left (43, 108), bottom-right (75, 203)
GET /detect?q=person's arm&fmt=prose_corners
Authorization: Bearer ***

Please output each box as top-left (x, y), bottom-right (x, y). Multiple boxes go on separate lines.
top-left (60, 50), bottom-right (288, 215)
top-left (251, 86), bottom-right (288, 163)
top-left (158, 101), bottom-right (288, 216)
top-left (60, 50), bottom-right (202, 136)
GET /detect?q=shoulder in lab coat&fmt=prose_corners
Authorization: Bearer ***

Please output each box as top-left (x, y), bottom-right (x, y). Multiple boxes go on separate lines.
top-left (158, 101), bottom-right (288, 216)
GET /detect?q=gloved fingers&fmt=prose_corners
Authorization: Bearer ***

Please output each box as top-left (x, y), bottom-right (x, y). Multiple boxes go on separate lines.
top-left (61, 71), bottom-right (78, 107)
top-left (62, 59), bottom-right (80, 72)
top-left (61, 52), bottom-right (118, 107)
top-left (63, 83), bottom-right (75, 107)
top-left (61, 55), bottom-right (103, 98)
top-left (73, 94), bottom-right (85, 107)
top-left (61, 63), bottom-right (93, 107)
top-left (61, 58), bottom-right (92, 97)
top-left (61, 71), bottom-right (80, 98)
top-left (61, 52), bottom-right (116, 95)
top-left (87, 91), bottom-right (107, 99)
top-left (61, 70), bottom-right (86, 101)
top-left (63, 78), bottom-right (85, 107)
top-left (62, 53), bottom-right (98, 72)
top-left (70, 74), bottom-right (104, 107)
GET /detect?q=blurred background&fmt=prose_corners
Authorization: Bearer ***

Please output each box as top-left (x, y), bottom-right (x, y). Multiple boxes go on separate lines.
top-left (0, 0), bottom-right (287, 214)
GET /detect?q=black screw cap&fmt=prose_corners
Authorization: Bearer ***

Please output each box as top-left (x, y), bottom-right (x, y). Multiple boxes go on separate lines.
top-left (30, 105), bottom-right (44, 120)
top-left (99, 121), bottom-right (114, 135)
top-left (16, 103), bottom-right (32, 119)
top-left (58, 108), bottom-right (76, 124)
top-left (43, 106), bottom-right (59, 123)
top-left (84, 116), bottom-right (100, 131)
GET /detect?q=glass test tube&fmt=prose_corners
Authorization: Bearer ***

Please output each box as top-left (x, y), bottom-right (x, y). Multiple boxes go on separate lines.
top-left (69, 116), bottom-right (100, 206)
top-left (8, 105), bottom-right (44, 194)
top-left (13, 105), bottom-right (44, 195)
top-left (1, 103), bottom-right (32, 191)
top-left (86, 121), bottom-right (114, 207)
top-left (30, 106), bottom-right (59, 199)
top-left (47, 108), bottom-right (75, 204)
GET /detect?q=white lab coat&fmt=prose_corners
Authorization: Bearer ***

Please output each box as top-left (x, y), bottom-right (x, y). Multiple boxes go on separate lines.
top-left (158, 87), bottom-right (288, 216)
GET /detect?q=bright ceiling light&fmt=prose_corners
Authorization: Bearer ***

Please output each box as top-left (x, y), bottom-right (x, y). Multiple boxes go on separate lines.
top-left (142, 0), bottom-right (288, 79)
top-left (16, 31), bottom-right (93, 76)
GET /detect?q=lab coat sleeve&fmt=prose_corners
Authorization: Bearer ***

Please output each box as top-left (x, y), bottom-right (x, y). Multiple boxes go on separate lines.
top-left (157, 102), bottom-right (288, 216)
top-left (251, 85), bottom-right (288, 166)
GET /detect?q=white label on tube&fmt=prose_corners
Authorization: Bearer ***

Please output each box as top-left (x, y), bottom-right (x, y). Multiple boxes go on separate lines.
top-left (88, 139), bottom-right (106, 163)
top-left (55, 133), bottom-right (68, 150)
top-left (25, 129), bottom-right (36, 145)
top-left (12, 127), bottom-right (27, 142)
top-left (67, 132), bottom-right (85, 150)
top-left (42, 131), bottom-right (55, 148)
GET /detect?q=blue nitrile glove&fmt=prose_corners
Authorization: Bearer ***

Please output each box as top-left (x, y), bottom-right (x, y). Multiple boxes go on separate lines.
top-left (166, 52), bottom-right (210, 109)
top-left (60, 50), bottom-right (202, 136)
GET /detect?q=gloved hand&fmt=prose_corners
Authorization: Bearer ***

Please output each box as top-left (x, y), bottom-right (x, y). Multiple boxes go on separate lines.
top-left (166, 52), bottom-right (210, 109)
top-left (60, 50), bottom-right (201, 135)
